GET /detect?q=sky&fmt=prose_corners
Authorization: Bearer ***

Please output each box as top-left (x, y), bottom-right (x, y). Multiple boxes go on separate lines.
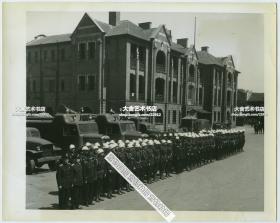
top-left (27, 12), bottom-right (264, 93)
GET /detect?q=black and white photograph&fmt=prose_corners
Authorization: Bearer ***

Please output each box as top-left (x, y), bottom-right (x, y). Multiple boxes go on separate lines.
top-left (2, 2), bottom-right (277, 222)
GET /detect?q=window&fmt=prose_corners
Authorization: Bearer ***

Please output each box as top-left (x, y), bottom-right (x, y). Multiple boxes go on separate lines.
top-left (79, 43), bottom-right (86, 60)
top-left (35, 51), bottom-right (38, 63)
top-left (218, 111), bottom-right (221, 121)
top-left (78, 75), bottom-right (86, 91)
top-left (43, 50), bottom-right (47, 62)
top-left (32, 80), bottom-right (36, 92)
top-left (51, 50), bottom-right (55, 62)
top-left (88, 75), bottom-right (95, 90)
top-left (49, 80), bottom-right (55, 92)
top-left (61, 79), bottom-right (65, 92)
top-left (61, 48), bottom-right (65, 61)
top-left (172, 110), bottom-right (177, 124)
top-left (155, 109), bottom-right (163, 124)
top-left (27, 52), bottom-right (31, 63)
top-left (168, 110), bottom-right (171, 124)
top-left (88, 42), bottom-right (96, 59)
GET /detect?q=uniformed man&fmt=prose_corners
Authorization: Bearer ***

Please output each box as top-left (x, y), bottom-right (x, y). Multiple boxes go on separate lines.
top-left (56, 156), bottom-right (73, 209)
top-left (96, 148), bottom-right (106, 202)
top-left (80, 146), bottom-right (90, 206)
top-left (71, 155), bottom-right (83, 209)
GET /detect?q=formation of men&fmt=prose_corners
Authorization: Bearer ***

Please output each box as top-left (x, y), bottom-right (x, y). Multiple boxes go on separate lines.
top-left (56, 128), bottom-right (245, 209)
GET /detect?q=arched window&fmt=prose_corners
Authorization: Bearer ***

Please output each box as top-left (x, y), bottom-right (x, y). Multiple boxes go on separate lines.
top-left (227, 73), bottom-right (232, 88)
top-left (227, 111), bottom-right (231, 123)
top-left (173, 81), bottom-right (178, 102)
top-left (139, 75), bottom-right (145, 100)
top-left (227, 90), bottom-right (231, 107)
top-left (188, 85), bottom-right (195, 105)
top-left (130, 74), bottom-right (136, 100)
top-left (155, 78), bottom-right (165, 102)
top-left (155, 109), bottom-right (163, 124)
top-left (156, 51), bottom-right (166, 73)
top-left (189, 64), bottom-right (195, 82)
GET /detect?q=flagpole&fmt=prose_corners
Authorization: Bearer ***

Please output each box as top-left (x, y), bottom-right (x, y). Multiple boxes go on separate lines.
top-left (194, 16), bottom-right (197, 47)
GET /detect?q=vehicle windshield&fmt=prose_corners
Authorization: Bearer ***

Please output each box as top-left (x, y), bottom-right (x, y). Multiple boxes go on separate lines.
top-left (63, 125), bottom-right (78, 136)
top-left (27, 129), bottom-right (41, 138)
top-left (78, 122), bottom-right (99, 134)
top-left (120, 123), bottom-right (136, 132)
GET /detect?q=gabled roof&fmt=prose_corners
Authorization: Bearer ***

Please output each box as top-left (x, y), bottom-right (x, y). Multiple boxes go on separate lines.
top-left (197, 50), bottom-right (224, 67)
top-left (143, 27), bottom-right (158, 39)
top-left (170, 42), bottom-right (186, 54)
top-left (26, 34), bottom-right (71, 46)
top-left (94, 19), bottom-right (113, 33)
top-left (106, 20), bottom-right (148, 41)
top-left (247, 93), bottom-right (264, 102)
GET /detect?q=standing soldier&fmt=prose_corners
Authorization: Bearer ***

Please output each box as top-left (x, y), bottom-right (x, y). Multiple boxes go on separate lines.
top-left (80, 146), bottom-right (90, 206)
top-left (166, 140), bottom-right (173, 177)
top-left (173, 136), bottom-right (181, 173)
top-left (96, 148), bottom-right (106, 202)
top-left (105, 143), bottom-right (114, 199)
top-left (56, 156), bottom-right (73, 209)
top-left (71, 155), bottom-right (83, 209)
top-left (159, 140), bottom-right (166, 180)
top-left (88, 144), bottom-right (98, 205)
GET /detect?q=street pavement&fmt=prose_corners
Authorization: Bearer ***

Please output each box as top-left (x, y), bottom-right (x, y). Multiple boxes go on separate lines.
top-left (26, 126), bottom-right (264, 211)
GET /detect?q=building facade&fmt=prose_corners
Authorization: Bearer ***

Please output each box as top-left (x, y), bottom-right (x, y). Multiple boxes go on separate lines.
top-left (26, 12), bottom-right (240, 130)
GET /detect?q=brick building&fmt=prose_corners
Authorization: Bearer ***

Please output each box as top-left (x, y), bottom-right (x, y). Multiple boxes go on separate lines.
top-left (26, 12), bottom-right (240, 130)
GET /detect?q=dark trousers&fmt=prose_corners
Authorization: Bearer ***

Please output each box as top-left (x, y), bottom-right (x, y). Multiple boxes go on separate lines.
top-left (88, 181), bottom-right (96, 203)
top-left (71, 185), bottom-right (82, 209)
top-left (96, 177), bottom-right (103, 198)
top-left (82, 183), bottom-right (90, 206)
top-left (59, 187), bottom-right (71, 209)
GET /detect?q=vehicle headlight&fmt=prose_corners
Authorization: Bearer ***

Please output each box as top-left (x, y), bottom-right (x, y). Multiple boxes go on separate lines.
top-left (36, 146), bottom-right (41, 151)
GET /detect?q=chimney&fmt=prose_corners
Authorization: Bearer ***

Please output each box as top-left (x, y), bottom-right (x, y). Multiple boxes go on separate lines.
top-left (109, 12), bottom-right (120, 26)
top-left (177, 38), bottom-right (188, 48)
top-left (138, 22), bottom-right (152, 30)
top-left (201, 46), bottom-right (209, 53)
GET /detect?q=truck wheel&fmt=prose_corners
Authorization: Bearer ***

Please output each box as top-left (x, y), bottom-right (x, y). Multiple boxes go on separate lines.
top-left (48, 161), bottom-right (57, 171)
top-left (26, 158), bottom-right (35, 175)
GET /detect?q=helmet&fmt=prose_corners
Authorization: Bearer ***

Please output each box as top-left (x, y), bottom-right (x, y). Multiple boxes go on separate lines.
top-left (69, 144), bottom-right (75, 149)
top-left (82, 146), bottom-right (89, 151)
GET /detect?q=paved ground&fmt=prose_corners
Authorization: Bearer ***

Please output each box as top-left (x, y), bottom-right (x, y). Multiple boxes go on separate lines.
top-left (26, 126), bottom-right (264, 211)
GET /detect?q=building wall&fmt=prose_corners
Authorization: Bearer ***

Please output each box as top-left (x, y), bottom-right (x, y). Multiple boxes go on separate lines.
top-left (27, 41), bottom-right (74, 112)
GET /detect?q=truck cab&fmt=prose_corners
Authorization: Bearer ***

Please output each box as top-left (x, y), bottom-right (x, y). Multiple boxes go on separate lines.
top-left (180, 117), bottom-right (211, 132)
top-left (26, 127), bottom-right (61, 174)
top-left (129, 117), bottom-right (160, 137)
top-left (96, 114), bottom-right (142, 140)
top-left (27, 113), bottom-right (106, 151)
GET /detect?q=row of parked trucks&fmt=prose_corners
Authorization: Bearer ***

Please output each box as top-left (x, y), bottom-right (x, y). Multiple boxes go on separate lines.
top-left (26, 112), bottom-right (160, 174)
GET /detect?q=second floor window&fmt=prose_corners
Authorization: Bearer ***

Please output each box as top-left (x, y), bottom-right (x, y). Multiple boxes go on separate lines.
top-left (78, 75), bottom-right (86, 91)
top-left (88, 42), bottom-right (96, 59)
top-left (79, 43), bottom-right (86, 60)
top-left (49, 80), bottom-right (55, 92)
top-left (32, 80), bottom-right (36, 92)
top-left (35, 51), bottom-right (38, 63)
top-left (172, 110), bottom-right (177, 124)
top-left (61, 48), bottom-right (65, 61)
top-left (43, 50), bottom-right (47, 62)
top-left (27, 52), bottom-right (31, 63)
top-left (51, 50), bottom-right (55, 62)
top-left (61, 79), bottom-right (65, 92)
top-left (88, 75), bottom-right (95, 90)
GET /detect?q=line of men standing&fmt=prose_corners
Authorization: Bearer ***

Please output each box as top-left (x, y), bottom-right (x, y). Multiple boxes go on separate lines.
top-left (56, 129), bottom-right (245, 209)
